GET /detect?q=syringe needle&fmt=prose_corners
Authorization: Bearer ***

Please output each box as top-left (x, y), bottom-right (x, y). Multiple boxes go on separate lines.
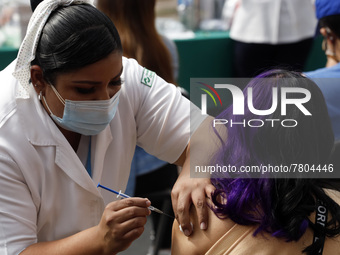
top-left (148, 206), bottom-right (175, 219)
top-left (97, 183), bottom-right (175, 219)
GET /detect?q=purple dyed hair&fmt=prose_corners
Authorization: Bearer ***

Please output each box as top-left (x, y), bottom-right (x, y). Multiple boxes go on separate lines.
top-left (210, 70), bottom-right (337, 253)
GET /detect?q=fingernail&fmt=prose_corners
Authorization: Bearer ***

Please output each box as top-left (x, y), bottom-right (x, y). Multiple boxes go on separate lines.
top-left (184, 229), bottom-right (190, 236)
top-left (146, 200), bottom-right (151, 206)
top-left (200, 222), bottom-right (207, 230)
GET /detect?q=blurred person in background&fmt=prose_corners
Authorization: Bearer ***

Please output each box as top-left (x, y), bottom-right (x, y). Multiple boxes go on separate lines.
top-left (97, 0), bottom-right (178, 85)
top-left (0, 0), bottom-right (30, 47)
top-left (229, 0), bottom-right (317, 77)
top-left (0, 0), bottom-right (28, 26)
top-left (305, 0), bottom-right (340, 142)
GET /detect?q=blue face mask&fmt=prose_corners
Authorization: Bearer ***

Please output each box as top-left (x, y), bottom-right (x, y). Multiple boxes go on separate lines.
top-left (42, 85), bottom-right (121, 136)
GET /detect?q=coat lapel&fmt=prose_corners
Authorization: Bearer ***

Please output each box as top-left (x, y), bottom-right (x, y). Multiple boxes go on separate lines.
top-left (21, 86), bottom-right (102, 198)
top-left (91, 126), bottom-right (113, 185)
top-left (53, 137), bottom-right (101, 197)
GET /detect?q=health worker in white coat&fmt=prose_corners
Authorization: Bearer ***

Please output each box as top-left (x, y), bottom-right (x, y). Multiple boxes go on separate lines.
top-left (229, 0), bottom-right (318, 77)
top-left (0, 0), bottom-right (212, 254)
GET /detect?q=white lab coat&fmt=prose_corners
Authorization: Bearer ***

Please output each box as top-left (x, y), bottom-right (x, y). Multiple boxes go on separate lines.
top-left (230, 0), bottom-right (317, 44)
top-left (0, 57), bottom-right (205, 254)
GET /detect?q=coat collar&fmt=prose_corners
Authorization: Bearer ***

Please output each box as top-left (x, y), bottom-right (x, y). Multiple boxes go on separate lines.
top-left (19, 85), bottom-right (113, 198)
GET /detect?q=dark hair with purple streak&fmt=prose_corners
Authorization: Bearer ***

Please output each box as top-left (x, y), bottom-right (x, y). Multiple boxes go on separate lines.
top-left (210, 69), bottom-right (340, 255)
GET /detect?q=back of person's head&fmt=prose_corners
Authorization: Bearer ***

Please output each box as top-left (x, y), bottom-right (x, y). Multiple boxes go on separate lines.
top-left (210, 69), bottom-right (339, 255)
top-left (96, 0), bottom-right (175, 84)
top-left (31, 2), bottom-right (122, 84)
top-left (319, 16), bottom-right (340, 39)
top-left (214, 69), bottom-right (333, 168)
top-left (97, 0), bottom-right (156, 28)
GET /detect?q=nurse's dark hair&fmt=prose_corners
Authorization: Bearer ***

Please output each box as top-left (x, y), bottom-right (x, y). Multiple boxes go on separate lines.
top-left (319, 15), bottom-right (340, 38)
top-left (31, 2), bottom-right (122, 84)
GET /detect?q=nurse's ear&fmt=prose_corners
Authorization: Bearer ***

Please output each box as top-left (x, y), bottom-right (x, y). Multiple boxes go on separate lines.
top-left (30, 65), bottom-right (47, 97)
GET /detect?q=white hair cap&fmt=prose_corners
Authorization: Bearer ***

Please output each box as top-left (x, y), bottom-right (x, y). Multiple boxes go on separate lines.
top-left (12, 0), bottom-right (94, 99)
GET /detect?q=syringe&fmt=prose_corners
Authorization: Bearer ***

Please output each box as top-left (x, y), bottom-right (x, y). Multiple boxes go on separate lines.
top-left (97, 183), bottom-right (175, 219)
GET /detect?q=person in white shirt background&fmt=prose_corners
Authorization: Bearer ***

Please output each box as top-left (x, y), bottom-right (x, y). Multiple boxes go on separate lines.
top-left (229, 0), bottom-right (318, 77)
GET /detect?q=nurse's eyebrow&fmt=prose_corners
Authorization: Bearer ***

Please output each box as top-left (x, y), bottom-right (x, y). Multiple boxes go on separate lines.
top-left (72, 67), bottom-right (124, 85)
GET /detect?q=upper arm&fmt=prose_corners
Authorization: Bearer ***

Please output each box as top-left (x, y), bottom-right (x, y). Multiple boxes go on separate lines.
top-left (133, 65), bottom-right (203, 163)
top-left (173, 144), bottom-right (188, 167)
top-left (171, 212), bottom-right (209, 255)
top-left (171, 199), bottom-right (234, 255)
top-left (124, 57), bottom-right (207, 165)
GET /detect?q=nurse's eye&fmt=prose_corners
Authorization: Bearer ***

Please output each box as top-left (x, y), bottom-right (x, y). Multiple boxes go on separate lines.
top-left (109, 78), bottom-right (123, 86)
top-left (76, 87), bottom-right (95, 94)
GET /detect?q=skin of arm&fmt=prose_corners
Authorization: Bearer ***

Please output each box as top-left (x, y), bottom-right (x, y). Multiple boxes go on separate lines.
top-left (171, 197), bottom-right (235, 255)
top-left (20, 198), bottom-right (151, 255)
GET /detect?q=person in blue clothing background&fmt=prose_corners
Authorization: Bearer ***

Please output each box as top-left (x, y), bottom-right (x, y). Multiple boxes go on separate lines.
top-left (305, 0), bottom-right (340, 141)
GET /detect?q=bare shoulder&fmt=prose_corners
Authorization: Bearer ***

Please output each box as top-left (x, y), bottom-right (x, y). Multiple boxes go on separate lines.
top-left (171, 201), bottom-right (234, 255)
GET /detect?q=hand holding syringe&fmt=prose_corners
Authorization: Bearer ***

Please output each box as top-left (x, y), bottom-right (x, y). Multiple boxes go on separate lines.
top-left (97, 183), bottom-right (175, 219)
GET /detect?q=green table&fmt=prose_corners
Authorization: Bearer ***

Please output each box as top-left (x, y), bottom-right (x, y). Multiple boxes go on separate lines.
top-left (174, 31), bottom-right (234, 92)
top-left (0, 46), bottom-right (18, 70)
top-left (174, 31), bottom-right (327, 92)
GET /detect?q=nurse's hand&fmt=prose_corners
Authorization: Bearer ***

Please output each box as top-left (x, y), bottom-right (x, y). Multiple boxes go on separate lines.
top-left (172, 172), bottom-right (215, 237)
top-left (172, 116), bottom-right (220, 237)
top-left (96, 197), bottom-right (151, 254)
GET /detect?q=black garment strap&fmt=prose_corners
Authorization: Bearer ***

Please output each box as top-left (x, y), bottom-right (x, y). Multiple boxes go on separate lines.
top-left (313, 199), bottom-right (328, 255)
